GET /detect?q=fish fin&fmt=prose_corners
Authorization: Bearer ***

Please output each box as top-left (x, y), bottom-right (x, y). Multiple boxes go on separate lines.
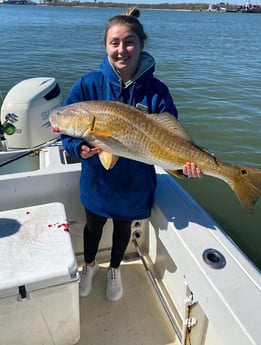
top-left (228, 166), bottom-right (261, 213)
top-left (196, 146), bottom-right (218, 162)
top-left (150, 112), bottom-right (195, 143)
top-left (98, 151), bottom-right (119, 170)
top-left (167, 169), bottom-right (186, 179)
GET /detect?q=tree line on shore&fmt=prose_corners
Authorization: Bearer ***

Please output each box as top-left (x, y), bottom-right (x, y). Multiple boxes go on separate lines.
top-left (42, 1), bottom-right (241, 12)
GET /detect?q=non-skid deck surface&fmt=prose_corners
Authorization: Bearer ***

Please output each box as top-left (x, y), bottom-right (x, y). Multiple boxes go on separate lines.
top-left (76, 260), bottom-right (178, 345)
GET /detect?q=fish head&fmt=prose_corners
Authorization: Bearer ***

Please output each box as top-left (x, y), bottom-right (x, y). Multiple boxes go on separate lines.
top-left (49, 103), bottom-right (95, 138)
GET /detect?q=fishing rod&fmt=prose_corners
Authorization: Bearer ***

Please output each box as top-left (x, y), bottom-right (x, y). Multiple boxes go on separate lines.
top-left (0, 137), bottom-right (60, 168)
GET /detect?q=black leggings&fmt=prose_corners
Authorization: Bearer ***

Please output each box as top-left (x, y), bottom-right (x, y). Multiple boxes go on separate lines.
top-left (84, 208), bottom-right (132, 268)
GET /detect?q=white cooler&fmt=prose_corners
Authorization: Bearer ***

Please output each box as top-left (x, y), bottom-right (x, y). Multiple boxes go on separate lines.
top-left (0, 202), bottom-right (80, 345)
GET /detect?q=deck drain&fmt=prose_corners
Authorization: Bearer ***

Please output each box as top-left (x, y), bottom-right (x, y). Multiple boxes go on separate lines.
top-left (202, 248), bottom-right (226, 269)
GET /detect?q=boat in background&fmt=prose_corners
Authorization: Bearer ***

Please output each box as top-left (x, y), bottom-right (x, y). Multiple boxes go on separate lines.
top-left (240, 0), bottom-right (261, 12)
top-left (0, 78), bottom-right (260, 345)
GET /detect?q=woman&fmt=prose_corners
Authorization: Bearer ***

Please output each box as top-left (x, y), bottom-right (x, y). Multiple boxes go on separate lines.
top-left (62, 8), bottom-right (202, 302)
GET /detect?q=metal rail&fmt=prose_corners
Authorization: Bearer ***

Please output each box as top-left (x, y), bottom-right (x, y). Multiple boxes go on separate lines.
top-left (132, 237), bottom-right (182, 343)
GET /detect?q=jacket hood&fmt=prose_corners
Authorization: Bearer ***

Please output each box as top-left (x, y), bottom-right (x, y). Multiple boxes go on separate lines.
top-left (99, 51), bottom-right (155, 89)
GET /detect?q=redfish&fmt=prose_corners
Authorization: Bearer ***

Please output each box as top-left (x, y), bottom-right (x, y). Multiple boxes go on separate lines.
top-left (49, 101), bottom-right (261, 213)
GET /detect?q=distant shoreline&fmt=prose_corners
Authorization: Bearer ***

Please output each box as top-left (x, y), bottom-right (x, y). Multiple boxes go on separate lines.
top-left (2, 1), bottom-right (243, 13)
top-left (44, 2), bottom-right (208, 10)
top-left (39, 2), bottom-right (241, 12)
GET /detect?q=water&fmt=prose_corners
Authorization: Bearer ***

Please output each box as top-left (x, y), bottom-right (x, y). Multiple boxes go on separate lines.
top-left (0, 5), bottom-right (260, 268)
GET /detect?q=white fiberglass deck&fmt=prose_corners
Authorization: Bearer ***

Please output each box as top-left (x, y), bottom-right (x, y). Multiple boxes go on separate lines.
top-left (76, 258), bottom-right (179, 345)
top-left (1, 145), bottom-right (260, 345)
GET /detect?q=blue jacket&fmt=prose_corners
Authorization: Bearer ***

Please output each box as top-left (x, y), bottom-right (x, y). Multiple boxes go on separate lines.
top-left (62, 52), bottom-right (178, 219)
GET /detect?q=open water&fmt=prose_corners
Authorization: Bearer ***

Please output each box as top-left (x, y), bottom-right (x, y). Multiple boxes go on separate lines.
top-left (0, 5), bottom-right (260, 268)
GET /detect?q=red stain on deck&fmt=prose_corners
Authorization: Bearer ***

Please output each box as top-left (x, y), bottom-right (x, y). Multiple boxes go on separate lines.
top-left (58, 223), bottom-right (69, 232)
top-left (23, 211), bottom-right (69, 232)
top-left (48, 222), bottom-right (69, 232)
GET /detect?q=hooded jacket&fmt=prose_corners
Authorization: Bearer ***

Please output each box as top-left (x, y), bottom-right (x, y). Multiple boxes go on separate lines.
top-left (62, 52), bottom-right (178, 219)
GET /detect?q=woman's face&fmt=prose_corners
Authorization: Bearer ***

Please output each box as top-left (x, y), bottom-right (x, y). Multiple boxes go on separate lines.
top-left (105, 24), bottom-right (144, 83)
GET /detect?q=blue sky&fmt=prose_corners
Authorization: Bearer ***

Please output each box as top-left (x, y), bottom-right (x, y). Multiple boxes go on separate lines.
top-left (88, 0), bottom-right (260, 5)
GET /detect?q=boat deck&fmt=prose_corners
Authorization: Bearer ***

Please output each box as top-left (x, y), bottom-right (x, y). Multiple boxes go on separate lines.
top-left (1, 145), bottom-right (260, 345)
top-left (76, 258), bottom-right (179, 345)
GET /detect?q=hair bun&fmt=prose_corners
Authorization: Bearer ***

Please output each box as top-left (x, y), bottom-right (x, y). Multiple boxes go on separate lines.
top-left (105, 7), bottom-right (147, 44)
top-left (122, 7), bottom-right (140, 18)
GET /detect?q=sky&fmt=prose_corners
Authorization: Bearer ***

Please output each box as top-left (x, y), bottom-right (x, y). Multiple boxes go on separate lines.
top-left (88, 0), bottom-right (260, 5)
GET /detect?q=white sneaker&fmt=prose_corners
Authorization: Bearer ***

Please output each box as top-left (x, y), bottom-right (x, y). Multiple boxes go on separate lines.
top-left (79, 262), bottom-right (99, 297)
top-left (106, 268), bottom-right (123, 301)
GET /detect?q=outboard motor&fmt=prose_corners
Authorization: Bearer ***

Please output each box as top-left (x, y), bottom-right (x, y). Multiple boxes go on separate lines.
top-left (0, 77), bottom-right (63, 149)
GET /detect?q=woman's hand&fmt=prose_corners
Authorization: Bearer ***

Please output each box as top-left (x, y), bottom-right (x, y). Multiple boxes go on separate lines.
top-left (182, 162), bottom-right (203, 178)
top-left (79, 144), bottom-right (102, 159)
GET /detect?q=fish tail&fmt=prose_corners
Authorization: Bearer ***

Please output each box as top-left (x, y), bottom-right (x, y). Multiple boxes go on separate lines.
top-left (229, 166), bottom-right (261, 213)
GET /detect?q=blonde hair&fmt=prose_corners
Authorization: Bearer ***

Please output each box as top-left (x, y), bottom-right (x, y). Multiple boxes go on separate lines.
top-left (104, 7), bottom-right (147, 45)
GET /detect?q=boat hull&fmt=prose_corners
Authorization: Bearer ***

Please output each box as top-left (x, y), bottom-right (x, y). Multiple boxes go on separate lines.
top-left (0, 145), bottom-right (260, 345)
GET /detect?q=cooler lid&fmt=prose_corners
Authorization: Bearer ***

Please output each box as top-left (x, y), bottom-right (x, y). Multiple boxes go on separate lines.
top-left (0, 202), bottom-right (78, 298)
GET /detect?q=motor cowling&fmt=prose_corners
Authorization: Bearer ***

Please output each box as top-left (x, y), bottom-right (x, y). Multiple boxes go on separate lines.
top-left (0, 77), bottom-right (63, 149)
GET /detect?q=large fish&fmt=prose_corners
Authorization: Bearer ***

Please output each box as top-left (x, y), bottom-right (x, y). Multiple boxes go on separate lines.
top-left (49, 101), bottom-right (261, 213)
